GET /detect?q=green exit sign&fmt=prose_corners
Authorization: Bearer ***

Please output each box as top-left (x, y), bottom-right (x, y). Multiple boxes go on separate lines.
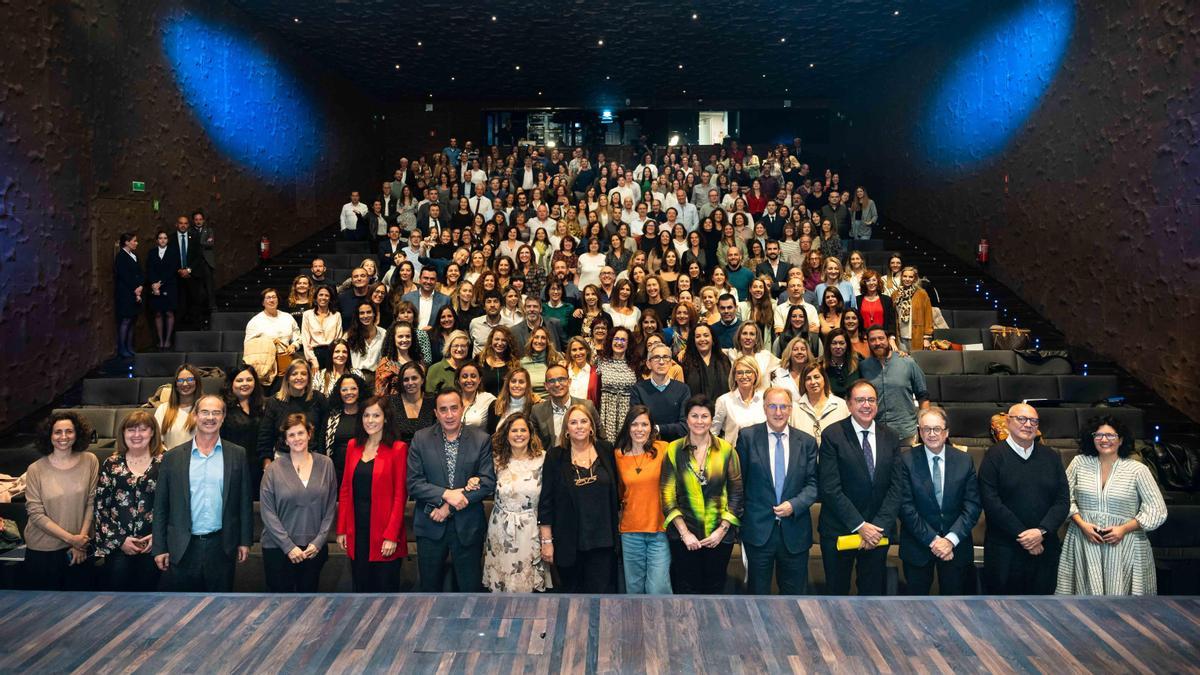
top-left (132, 181), bottom-right (145, 192)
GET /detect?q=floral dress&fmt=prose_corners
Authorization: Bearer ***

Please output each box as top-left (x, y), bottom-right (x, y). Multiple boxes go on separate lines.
top-left (482, 454), bottom-right (552, 592)
top-left (596, 357), bottom-right (637, 442)
top-left (92, 453), bottom-right (162, 557)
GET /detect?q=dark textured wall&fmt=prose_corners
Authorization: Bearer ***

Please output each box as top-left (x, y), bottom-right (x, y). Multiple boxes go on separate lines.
top-left (0, 0), bottom-right (373, 431)
top-left (844, 0), bottom-right (1200, 421)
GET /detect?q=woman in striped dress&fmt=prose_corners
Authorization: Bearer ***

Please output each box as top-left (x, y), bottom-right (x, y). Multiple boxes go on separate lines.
top-left (1055, 416), bottom-right (1167, 596)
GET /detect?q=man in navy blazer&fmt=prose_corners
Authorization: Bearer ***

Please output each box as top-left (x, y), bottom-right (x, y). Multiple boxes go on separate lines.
top-left (735, 387), bottom-right (819, 594)
top-left (407, 388), bottom-right (496, 592)
top-left (896, 406), bottom-right (981, 595)
top-left (818, 379), bottom-right (903, 595)
top-left (401, 267), bottom-right (451, 331)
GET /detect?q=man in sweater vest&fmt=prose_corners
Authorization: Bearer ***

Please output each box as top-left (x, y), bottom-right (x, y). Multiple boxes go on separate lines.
top-left (977, 403), bottom-right (1069, 594)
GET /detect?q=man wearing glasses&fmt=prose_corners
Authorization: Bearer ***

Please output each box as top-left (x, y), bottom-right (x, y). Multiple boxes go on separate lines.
top-left (818, 380), bottom-right (903, 595)
top-left (530, 365), bottom-right (597, 451)
top-left (630, 343), bottom-right (692, 442)
top-left (895, 406), bottom-right (981, 595)
top-left (978, 403), bottom-right (1069, 594)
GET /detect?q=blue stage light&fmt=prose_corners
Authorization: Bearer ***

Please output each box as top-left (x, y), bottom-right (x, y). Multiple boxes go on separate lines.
top-left (161, 13), bottom-right (324, 180)
top-left (921, 0), bottom-right (1073, 169)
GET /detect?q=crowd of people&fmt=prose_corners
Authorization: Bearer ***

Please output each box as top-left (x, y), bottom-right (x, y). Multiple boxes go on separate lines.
top-left (75, 138), bottom-right (1166, 596)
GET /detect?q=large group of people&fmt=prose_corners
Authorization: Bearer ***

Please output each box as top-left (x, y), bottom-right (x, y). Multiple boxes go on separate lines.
top-left (78, 138), bottom-right (1166, 596)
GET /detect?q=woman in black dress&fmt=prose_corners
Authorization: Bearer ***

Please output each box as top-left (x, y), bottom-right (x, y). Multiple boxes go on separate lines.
top-left (144, 228), bottom-right (180, 349)
top-left (391, 361), bottom-right (436, 444)
top-left (222, 363), bottom-right (266, 492)
top-left (538, 404), bottom-right (620, 593)
top-left (324, 373), bottom-right (366, 485)
top-left (113, 232), bottom-right (144, 358)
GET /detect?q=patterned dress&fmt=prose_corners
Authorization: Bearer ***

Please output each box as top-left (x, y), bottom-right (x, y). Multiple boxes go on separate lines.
top-left (1055, 456), bottom-right (1167, 596)
top-left (482, 454), bottom-right (551, 592)
top-left (596, 357), bottom-right (637, 442)
top-left (92, 453), bottom-right (162, 558)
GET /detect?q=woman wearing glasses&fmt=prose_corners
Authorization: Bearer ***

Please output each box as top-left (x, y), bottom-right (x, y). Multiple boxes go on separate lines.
top-left (1055, 416), bottom-right (1167, 596)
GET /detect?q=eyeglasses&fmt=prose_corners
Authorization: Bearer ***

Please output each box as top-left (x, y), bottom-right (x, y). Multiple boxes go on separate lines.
top-left (851, 396), bottom-right (877, 405)
top-left (1092, 432), bottom-right (1119, 441)
top-left (734, 370), bottom-right (756, 377)
top-left (176, 377), bottom-right (196, 384)
top-left (611, 337), bottom-right (628, 344)
top-left (1011, 415), bottom-right (1040, 427)
top-left (545, 377), bottom-right (569, 385)
top-left (919, 426), bottom-right (946, 435)
top-left (648, 355), bottom-right (672, 362)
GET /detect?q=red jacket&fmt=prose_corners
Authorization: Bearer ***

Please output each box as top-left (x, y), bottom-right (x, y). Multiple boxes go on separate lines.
top-left (337, 439), bottom-right (408, 561)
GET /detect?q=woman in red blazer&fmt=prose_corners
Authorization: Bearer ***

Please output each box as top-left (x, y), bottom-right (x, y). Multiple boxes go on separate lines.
top-left (337, 395), bottom-right (408, 592)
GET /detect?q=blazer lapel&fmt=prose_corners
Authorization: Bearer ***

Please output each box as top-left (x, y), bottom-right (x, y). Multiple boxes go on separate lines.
top-left (844, 421), bottom-right (872, 481)
top-left (912, 446), bottom-right (935, 503)
top-left (180, 447), bottom-right (192, 518)
top-left (221, 443), bottom-right (233, 507)
top-left (782, 429), bottom-right (804, 493)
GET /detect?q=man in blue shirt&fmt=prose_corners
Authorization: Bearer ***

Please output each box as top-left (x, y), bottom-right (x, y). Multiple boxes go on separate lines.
top-left (442, 137), bottom-right (461, 168)
top-left (152, 394), bottom-right (253, 592)
top-left (857, 326), bottom-right (930, 442)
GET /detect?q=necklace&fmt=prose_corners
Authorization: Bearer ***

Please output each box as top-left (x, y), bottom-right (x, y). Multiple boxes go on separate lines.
top-left (571, 450), bottom-right (597, 486)
top-left (626, 447), bottom-right (648, 474)
top-left (688, 443), bottom-right (710, 487)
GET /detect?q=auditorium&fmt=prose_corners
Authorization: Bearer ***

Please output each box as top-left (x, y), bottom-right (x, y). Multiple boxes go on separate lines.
top-left (0, 0), bottom-right (1196, 672)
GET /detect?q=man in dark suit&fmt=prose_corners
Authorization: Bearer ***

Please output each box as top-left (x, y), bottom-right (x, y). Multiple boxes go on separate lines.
top-left (401, 267), bottom-right (451, 331)
top-left (509, 296), bottom-right (564, 352)
top-left (759, 201), bottom-right (785, 240)
top-left (736, 387), bottom-right (819, 594)
top-left (819, 379), bottom-right (903, 595)
top-left (755, 240), bottom-right (793, 299)
top-left (191, 210), bottom-right (216, 317)
top-left (415, 202), bottom-right (447, 239)
top-left (530, 365), bottom-right (596, 450)
top-left (170, 215), bottom-right (206, 330)
top-left (376, 181), bottom-right (399, 228)
top-left (407, 388), bottom-right (496, 592)
top-left (896, 406), bottom-right (981, 595)
top-left (378, 224), bottom-right (405, 274)
top-left (151, 394), bottom-right (252, 592)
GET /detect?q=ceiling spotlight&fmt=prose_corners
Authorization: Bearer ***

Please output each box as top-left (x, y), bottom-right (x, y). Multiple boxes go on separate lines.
top-left (779, 37), bottom-right (786, 43)
top-left (450, 76), bottom-right (455, 81)
top-left (515, 65), bottom-right (521, 70)
top-left (537, 91), bottom-right (543, 95)
top-left (678, 64), bottom-right (683, 69)
top-left (491, 15), bottom-right (497, 21)
top-left (605, 75), bottom-right (611, 80)
top-left (394, 64), bottom-right (400, 70)
top-left (597, 39), bottom-right (604, 46)
top-left (692, 12), bottom-right (698, 19)
top-left (681, 89), bottom-right (687, 94)
top-left (761, 74), bottom-right (766, 78)
top-left (428, 93), bottom-right (433, 98)
top-left (292, 17), bottom-right (300, 23)
top-left (416, 41), bottom-right (422, 46)
top-left (669, 135), bottom-right (680, 146)
top-left (893, 9), bottom-right (900, 15)
top-left (809, 62), bottom-right (815, 68)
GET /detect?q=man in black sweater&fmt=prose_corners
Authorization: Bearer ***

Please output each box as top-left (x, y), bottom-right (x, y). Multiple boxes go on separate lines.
top-left (977, 403), bottom-right (1069, 594)
top-left (629, 342), bottom-right (691, 442)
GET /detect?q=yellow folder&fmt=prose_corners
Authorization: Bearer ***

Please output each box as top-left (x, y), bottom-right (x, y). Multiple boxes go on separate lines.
top-left (836, 534), bottom-right (890, 551)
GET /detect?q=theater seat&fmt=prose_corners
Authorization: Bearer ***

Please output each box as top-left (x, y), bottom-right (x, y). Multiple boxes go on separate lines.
top-left (962, 350), bottom-right (1016, 375)
top-left (138, 377), bottom-right (173, 402)
top-left (1037, 407), bottom-right (1079, 442)
top-left (948, 310), bottom-right (998, 329)
top-left (335, 241), bottom-right (371, 254)
top-left (56, 408), bottom-right (118, 441)
top-left (938, 375), bottom-right (1000, 402)
top-left (173, 331), bottom-right (221, 352)
top-left (221, 331), bottom-right (247, 352)
top-left (945, 405), bottom-right (1002, 442)
top-left (82, 379), bottom-right (140, 406)
top-left (1058, 375), bottom-right (1119, 403)
top-left (911, 351), bottom-right (963, 375)
top-left (924, 376), bottom-right (940, 402)
top-left (998, 375), bottom-right (1059, 402)
top-left (186, 352), bottom-right (240, 372)
top-left (1015, 354), bottom-right (1073, 375)
top-left (211, 312), bottom-right (257, 332)
top-left (134, 352), bottom-right (186, 377)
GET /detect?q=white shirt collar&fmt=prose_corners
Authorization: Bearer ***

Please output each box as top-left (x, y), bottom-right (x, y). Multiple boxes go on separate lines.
top-left (851, 418), bottom-right (875, 437)
top-left (1006, 436), bottom-right (1035, 458)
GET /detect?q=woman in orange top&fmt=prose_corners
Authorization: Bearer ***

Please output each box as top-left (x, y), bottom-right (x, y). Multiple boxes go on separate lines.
top-left (614, 405), bottom-right (671, 594)
top-left (336, 396), bottom-right (408, 592)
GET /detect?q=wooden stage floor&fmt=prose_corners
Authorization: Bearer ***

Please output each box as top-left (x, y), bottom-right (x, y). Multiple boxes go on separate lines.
top-left (0, 592), bottom-right (1196, 674)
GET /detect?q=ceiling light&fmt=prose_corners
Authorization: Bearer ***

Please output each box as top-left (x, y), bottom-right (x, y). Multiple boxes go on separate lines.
top-left (537, 91), bottom-right (543, 95)
top-left (514, 65), bottom-right (521, 70)
top-left (491, 15), bottom-right (497, 21)
top-left (597, 39), bottom-right (604, 46)
top-left (669, 135), bottom-right (680, 146)
top-left (780, 37), bottom-right (786, 43)
top-left (394, 64), bottom-right (400, 70)
top-left (681, 89), bottom-right (687, 94)
top-left (428, 93), bottom-right (433, 98)
top-left (809, 62), bottom-right (815, 68)
top-left (762, 74), bottom-right (766, 78)
top-left (547, 140), bottom-right (556, 148)
top-left (692, 12), bottom-right (698, 20)
top-left (606, 75), bottom-right (611, 80)
top-left (893, 10), bottom-right (900, 15)
top-left (417, 41), bottom-right (422, 46)
top-left (678, 64), bottom-right (683, 69)
top-left (292, 17), bottom-right (300, 23)
top-left (450, 76), bottom-right (455, 81)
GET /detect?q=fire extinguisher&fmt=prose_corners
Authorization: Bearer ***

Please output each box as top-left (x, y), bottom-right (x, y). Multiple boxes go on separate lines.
top-left (259, 235), bottom-right (271, 262)
top-left (977, 238), bottom-right (989, 265)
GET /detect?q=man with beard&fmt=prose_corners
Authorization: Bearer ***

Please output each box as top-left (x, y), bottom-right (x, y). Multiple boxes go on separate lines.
top-left (856, 325), bottom-right (929, 443)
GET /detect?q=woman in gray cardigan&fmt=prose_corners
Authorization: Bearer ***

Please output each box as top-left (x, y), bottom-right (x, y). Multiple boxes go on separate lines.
top-left (260, 412), bottom-right (338, 592)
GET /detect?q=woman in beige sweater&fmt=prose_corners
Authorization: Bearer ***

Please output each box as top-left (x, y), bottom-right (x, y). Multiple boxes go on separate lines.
top-left (24, 411), bottom-right (99, 590)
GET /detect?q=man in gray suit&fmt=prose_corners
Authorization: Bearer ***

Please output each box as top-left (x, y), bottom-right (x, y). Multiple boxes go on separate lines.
top-left (192, 210), bottom-right (216, 319)
top-left (407, 387), bottom-right (496, 592)
top-left (401, 267), bottom-right (451, 330)
top-left (509, 296), bottom-right (564, 353)
top-left (530, 365), bottom-right (596, 450)
top-left (152, 394), bottom-right (252, 592)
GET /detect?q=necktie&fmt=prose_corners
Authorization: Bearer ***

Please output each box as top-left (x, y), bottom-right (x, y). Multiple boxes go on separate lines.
top-left (180, 234), bottom-right (188, 262)
top-left (445, 443), bottom-right (457, 487)
top-left (773, 432), bottom-right (786, 504)
top-left (861, 430), bottom-right (874, 479)
top-left (931, 455), bottom-right (943, 507)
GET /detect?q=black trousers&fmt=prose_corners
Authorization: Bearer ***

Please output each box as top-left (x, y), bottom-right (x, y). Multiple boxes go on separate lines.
top-left (903, 555), bottom-right (972, 596)
top-left (350, 555), bottom-right (402, 593)
top-left (168, 533), bottom-right (235, 592)
top-left (417, 533), bottom-right (483, 593)
top-left (985, 544), bottom-right (1059, 595)
top-left (22, 548), bottom-right (91, 591)
top-left (745, 522), bottom-right (809, 595)
top-left (556, 547), bottom-right (616, 594)
top-left (820, 537), bottom-right (888, 596)
top-left (263, 546), bottom-right (329, 593)
top-left (102, 551), bottom-right (161, 592)
top-left (669, 539), bottom-right (732, 594)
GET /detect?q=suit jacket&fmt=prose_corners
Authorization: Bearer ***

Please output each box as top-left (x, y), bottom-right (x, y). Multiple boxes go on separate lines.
top-left (855, 294), bottom-right (896, 336)
top-left (401, 290), bottom-right (451, 327)
top-left (169, 230), bottom-right (202, 273)
top-left (151, 439), bottom-right (253, 560)
top-left (378, 239), bottom-right (405, 272)
top-left (145, 247), bottom-right (181, 299)
top-left (756, 260), bottom-right (793, 298)
top-left (537, 441), bottom-right (619, 568)
top-left (529, 397), bottom-right (596, 451)
top-left (375, 194), bottom-right (400, 226)
top-left (365, 213), bottom-right (390, 240)
top-left (509, 317), bottom-right (564, 353)
top-left (415, 216), bottom-right (447, 238)
top-left (407, 425), bottom-right (496, 546)
top-left (193, 225), bottom-right (216, 270)
top-left (735, 423), bottom-right (819, 553)
top-left (511, 166), bottom-right (541, 193)
top-left (818, 418), bottom-right (903, 540)
top-left (337, 439), bottom-right (408, 562)
top-left (896, 445), bottom-right (981, 565)
top-left (760, 213), bottom-right (785, 239)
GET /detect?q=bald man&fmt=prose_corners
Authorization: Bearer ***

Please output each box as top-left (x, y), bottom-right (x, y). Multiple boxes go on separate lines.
top-left (977, 403), bottom-right (1069, 594)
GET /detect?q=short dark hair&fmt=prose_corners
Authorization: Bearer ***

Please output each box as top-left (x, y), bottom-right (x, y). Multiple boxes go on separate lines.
top-left (435, 386), bottom-right (463, 406)
top-left (717, 293), bottom-right (737, 306)
top-left (848, 379), bottom-right (878, 399)
top-left (685, 393), bottom-right (715, 417)
top-left (38, 411), bottom-right (92, 455)
top-left (329, 373), bottom-right (368, 409)
top-left (865, 324), bottom-right (888, 336)
top-left (482, 289), bottom-right (503, 303)
top-left (1078, 415), bottom-right (1136, 458)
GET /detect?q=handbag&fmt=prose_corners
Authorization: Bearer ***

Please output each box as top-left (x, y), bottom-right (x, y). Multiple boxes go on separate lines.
top-left (274, 341), bottom-right (294, 374)
top-left (1151, 441), bottom-right (1200, 492)
top-left (990, 325), bottom-right (1031, 351)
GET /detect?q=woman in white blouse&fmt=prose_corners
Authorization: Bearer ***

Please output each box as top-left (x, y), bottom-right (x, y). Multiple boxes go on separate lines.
top-left (576, 237), bottom-right (607, 289)
top-left (565, 337), bottom-right (596, 401)
top-left (301, 285), bottom-right (342, 371)
top-left (724, 323), bottom-right (779, 393)
top-left (245, 288), bottom-right (300, 357)
top-left (345, 302), bottom-right (384, 373)
top-left (713, 355), bottom-right (766, 448)
top-left (603, 279), bottom-right (641, 331)
top-left (789, 363), bottom-right (849, 443)
top-left (457, 362), bottom-right (497, 430)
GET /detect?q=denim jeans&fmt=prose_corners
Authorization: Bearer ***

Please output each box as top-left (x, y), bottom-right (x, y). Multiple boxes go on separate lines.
top-left (621, 532), bottom-right (672, 594)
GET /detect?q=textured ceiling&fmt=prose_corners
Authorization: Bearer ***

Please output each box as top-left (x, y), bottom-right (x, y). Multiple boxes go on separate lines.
top-left (230, 0), bottom-right (984, 103)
